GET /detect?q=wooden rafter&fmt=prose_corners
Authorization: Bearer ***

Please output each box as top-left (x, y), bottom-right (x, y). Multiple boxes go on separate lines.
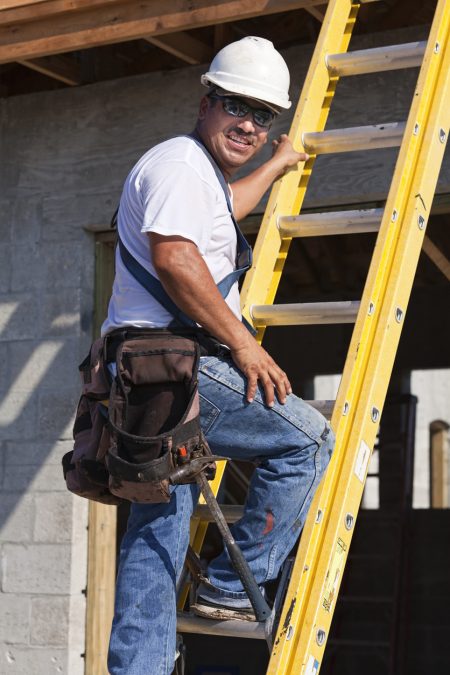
top-left (18, 54), bottom-right (81, 84)
top-left (422, 234), bottom-right (450, 282)
top-left (304, 4), bottom-right (327, 22)
top-left (145, 31), bottom-right (213, 66)
top-left (0, 0), bottom-right (327, 64)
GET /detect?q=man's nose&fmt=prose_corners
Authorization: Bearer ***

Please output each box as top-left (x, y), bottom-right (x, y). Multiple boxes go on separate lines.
top-left (237, 116), bottom-right (256, 133)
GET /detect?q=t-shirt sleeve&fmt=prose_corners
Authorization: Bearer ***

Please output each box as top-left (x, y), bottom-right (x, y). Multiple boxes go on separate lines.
top-left (139, 159), bottom-right (216, 255)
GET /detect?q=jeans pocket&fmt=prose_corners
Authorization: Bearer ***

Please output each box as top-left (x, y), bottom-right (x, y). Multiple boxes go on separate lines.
top-left (199, 393), bottom-right (220, 434)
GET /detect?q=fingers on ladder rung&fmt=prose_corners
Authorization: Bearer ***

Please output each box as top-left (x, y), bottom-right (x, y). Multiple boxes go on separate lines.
top-left (250, 301), bottom-right (360, 327)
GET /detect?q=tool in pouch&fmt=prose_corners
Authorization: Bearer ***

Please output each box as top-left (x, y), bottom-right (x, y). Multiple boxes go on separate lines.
top-left (62, 134), bottom-right (271, 621)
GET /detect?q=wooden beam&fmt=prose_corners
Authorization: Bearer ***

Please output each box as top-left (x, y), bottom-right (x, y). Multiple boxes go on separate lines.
top-left (17, 54), bottom-right (81, 84)
top-left (422, 234), bottom-right (450, 282)
top-left (0, 0), bottom-right (326, 63)
top-left (85, 502), bottom-right (117, 675)
top-left (145, 31), bottom-right (213, 65)
top-left (430, 420), bottom-right (450, 508)
top-left (304, 4), bottom-right (326, 22)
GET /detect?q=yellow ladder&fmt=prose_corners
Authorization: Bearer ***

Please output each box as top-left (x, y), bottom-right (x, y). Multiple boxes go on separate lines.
top-left (179, 0), bottom-right (450, 671)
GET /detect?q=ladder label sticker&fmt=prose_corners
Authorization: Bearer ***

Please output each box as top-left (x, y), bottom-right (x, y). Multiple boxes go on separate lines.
top-left (304, 655), bottom-right (320, 675)
top-left (323, 537), bottom-right (347, 612)
top-left (354, 439), bottom-right (371, 483)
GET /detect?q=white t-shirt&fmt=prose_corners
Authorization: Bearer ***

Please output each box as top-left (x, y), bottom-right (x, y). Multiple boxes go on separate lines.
top-left (101, 136), bottom-right (241, 335)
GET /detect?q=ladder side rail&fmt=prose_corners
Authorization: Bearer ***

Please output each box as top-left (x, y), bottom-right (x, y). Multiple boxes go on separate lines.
top-left (267, 2), bottom-right (450, 671)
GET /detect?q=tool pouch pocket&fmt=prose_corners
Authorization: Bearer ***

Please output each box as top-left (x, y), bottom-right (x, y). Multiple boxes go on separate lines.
top-left (106, 332), bottom-right (214, 503)
top-left (62, 338), bottom-right (123, 505)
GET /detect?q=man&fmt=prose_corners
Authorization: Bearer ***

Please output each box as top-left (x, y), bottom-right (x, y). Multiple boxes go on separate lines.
top-left (105, 36), bottom-right (334, 675)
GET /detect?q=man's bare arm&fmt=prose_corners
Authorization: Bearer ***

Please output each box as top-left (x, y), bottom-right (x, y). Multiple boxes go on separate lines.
top-left (231, 135), bottom-right (309, 221)
top-left (150, 233), bottom-right (291, 406)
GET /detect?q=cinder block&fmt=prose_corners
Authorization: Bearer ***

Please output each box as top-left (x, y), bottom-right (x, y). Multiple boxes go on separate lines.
top-left (0, 594), bottom-right (30, 644)
top-left (0, 245), bottom-right (12, 292)
top-left (0, 199), bottom-right (12, 243)
top-left (33, 494), bottom-right (73, 543)
top-left (9, 338), bottom-right (80, 393)
top-left (0, 343), bottom-right (9, 393)
top-left (43, 243), bottom-right (82, 289)
top-left (2, 544), bottom-right (70, 594)
top-left (0, 385), bottom-right (38, 441)
top-left (10, 195), bottom-right (43, 244)
top-left (0, 494), bottom-right (34, 543)
top-left (38, 390), bottom-right (78, 441)
top-left (2, 464), bottom-right (67, 493)
top-left (40, 289), bottom-right (81, 338)
top-left (5, 440), bottom-right (72, 467)
top-left (11, 244), bottom-right (45, 292)
top-left (0, 646), bottom-right (68, 674)
top-left (42, 191), bottom-right (115, 241)
top-left (0, 294), bottom-right (39, 342)
top-left (31, 596), bottom-right (69, 646)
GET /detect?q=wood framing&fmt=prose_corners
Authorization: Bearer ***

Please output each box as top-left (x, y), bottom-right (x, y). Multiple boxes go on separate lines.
top-left (145, 31), bottom-right (213, 65)
top-left (18, 54), bottom-right (81, 84)
top-left (430, 420), bottom-right (450, 508)
top-left (0, 0), bottom-right (326, 63)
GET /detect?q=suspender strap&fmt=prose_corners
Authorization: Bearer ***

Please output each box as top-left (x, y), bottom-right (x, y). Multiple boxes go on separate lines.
top-left (117, 134), bottom-right (256, 333)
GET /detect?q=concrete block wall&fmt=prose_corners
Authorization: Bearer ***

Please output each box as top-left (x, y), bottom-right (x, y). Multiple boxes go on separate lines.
top-left (0, 24), bottom-right (448, 674)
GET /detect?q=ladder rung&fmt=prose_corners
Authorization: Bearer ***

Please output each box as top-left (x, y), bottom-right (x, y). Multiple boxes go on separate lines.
top-left (303, 122), bottom-right (405, 155)
top-left (278, 208), bottom-right (383, 238)
top-left (177, 612), bottom-right (266, 640)
top-left (194, 504), bottom-right (243, 523)
top-left (326, 41), bottom-right (426, 77)
top-left (250, 301), bottom-right (360, 327)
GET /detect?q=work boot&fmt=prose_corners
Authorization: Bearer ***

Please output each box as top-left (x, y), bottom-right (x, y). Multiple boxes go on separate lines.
top-left (190, 582), bottom-right (258, 622)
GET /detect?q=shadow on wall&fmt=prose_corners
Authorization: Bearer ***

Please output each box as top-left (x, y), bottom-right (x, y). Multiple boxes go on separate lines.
top-left (0, 294), bottom-right (87, 539)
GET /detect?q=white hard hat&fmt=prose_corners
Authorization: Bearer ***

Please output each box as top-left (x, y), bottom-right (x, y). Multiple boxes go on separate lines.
top-left (201, 36), bottom-right (291, 112)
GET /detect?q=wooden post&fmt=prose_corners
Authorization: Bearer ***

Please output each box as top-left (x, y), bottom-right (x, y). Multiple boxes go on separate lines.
top-left (85, 502), bottom-right (117, 674)
top-left (85, 235), bottom-right (117, 675)
top-left (430, 420), bottom-right (450, 508)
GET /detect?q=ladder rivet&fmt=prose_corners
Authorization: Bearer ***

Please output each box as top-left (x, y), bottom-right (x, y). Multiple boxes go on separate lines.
top-left (439, 128), bottom-right (446, 143)
top-left (343, 401), bottom-right (350, 416)
top-left (368, 302), bottom-right (375, 316)
top-left (418, 215), bottom-right (426, 230)
top-left (371, 407), bottom-right (380, 423)
top-left (316, 629), bottom-right (326, 646)
top-left (286, 625), bottom-right (294, 640)
top-left (413, 123), bottom-right (420, 136)
top-left (315, 509), bottom-right (323, 524)
top-left (395, 307), bottom-right (404, 323)
top-left (345, 513), bottom-right (354, 530)
top-left (434, 42), bottom-right (440, 54)
top-left (391, 209), bottom-right (398, 222)
top-left (137, 472), bottom-right (145, 481)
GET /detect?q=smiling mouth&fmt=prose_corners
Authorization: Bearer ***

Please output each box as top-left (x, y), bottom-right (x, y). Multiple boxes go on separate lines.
top-left (226, 132), bottom-right (255, 147)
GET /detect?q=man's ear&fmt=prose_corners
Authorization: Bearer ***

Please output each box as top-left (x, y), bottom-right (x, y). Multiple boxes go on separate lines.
top-left (198, 96), bottom-right (210, 121)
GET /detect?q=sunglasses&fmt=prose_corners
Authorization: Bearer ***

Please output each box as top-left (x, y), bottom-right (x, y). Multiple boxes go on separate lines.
top-left (208, 93), bottom-right (275, 129)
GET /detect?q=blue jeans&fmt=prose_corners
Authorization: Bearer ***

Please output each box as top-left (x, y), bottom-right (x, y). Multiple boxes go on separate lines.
top-left (108, 355), bottom-right (334, 675)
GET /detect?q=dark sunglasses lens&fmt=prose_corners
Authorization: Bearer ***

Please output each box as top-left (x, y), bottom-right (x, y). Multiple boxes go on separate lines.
top-left (223, 99), bottom-right (247, 117)
top-left (253, 110), bottom-right (274, 128)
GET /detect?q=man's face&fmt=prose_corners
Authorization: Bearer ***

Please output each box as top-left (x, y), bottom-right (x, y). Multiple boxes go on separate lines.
top-left (197, 95), bottom-right (272, 178)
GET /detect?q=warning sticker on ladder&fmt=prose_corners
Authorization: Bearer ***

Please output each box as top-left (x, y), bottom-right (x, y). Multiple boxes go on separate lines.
top-left (354, 439), bottom-right (371, 483)
top-left (322, 537), bottom-right (347, 612)
top-left (304, 655), bottom-right (320, 675)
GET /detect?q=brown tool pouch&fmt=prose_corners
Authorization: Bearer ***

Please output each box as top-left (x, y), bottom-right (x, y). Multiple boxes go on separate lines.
top-left (62, 330), bottom-right (215, 505)
top-left (106, 331), bottom-right (215, 503)
top-left (62, 338), bottom-right (123, 505)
